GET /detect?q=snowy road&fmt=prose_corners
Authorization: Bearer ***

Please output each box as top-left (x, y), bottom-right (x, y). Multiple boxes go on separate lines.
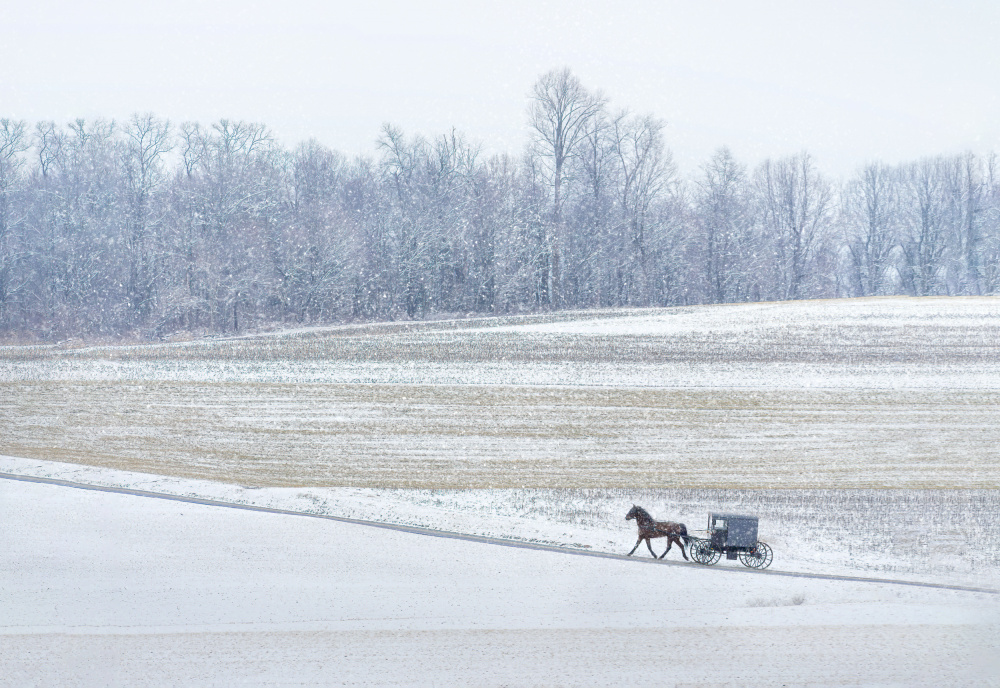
top-left (2, 477), bottom-right (998, 686)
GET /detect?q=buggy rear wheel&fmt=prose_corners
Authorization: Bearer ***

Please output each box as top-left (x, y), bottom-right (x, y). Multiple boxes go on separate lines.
top-left (689, 539), bottom-right (721, 565)
top-left (739, 541), bottom-right (773, 569)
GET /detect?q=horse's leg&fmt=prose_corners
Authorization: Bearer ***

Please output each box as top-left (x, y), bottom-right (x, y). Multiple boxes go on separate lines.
top-left (645, 538), bottom-right (658, 558)
top-left (627, 537), bottom-right (642, 556)
top-left (658, 539), bottom-right (673, 559)
top-left (675, 535), bottom-right (689, 561)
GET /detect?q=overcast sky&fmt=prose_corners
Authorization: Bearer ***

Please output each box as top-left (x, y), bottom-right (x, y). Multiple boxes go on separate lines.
top-left (3, 0), bottom-right (998, 178)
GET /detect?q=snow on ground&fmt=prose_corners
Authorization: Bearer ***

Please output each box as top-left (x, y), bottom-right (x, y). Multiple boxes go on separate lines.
top-left (5, 455), bottom-right (999, 591)
top-left (4, 358), bottom-right (1000, 390)
top-left (5, 296), bottom-right (1000, 391)
top-left (3, 298), bottom-right (1000, 683)
top-left (474, 296), bottom-right (1000, 336)
top-left (4, 298), bottom-right (1000, 489)
top-left (2, 475), bottom-right (998, 687)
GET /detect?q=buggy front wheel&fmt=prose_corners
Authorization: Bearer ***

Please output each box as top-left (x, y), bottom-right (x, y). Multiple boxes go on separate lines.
top-left (689, 539), bottom-right (721, 566)
top-left (739, 541), bottom-right (773, 569)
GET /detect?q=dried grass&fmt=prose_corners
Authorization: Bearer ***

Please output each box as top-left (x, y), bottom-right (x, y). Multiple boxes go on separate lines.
top-left (3, 380), bottom-right (997, 488)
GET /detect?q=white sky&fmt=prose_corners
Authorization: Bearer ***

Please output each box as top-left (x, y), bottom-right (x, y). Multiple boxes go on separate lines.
top-left (2, 0), bottom-right (998, 178)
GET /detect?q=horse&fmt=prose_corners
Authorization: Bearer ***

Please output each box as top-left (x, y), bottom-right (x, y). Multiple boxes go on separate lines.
top-left (625, 505), bottom-right (691, 560)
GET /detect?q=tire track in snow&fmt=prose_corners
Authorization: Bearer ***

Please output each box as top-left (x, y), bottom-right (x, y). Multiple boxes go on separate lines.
top-left (3, 471), bottom-right (997, 596)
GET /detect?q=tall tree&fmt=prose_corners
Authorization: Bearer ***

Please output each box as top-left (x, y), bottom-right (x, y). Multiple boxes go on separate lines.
top-left (754, 153), bottom-right (834, 300)
top-left (278, 139), bottom-right (356, 323)
top-left (897, 158), bottom-right (950, 296)
top-left (166, 119), bottom-right (279, 332)
top-left (120, 114), bottom-right (172, 325)
top-left (0, 119), bottom-right (29, 327)
top-left (952, 153), bottom-right (987, 295)
top-left (610, 111), bottom-right (675, 305)
top-left (978, 154), bottom-right (1000, 294)
top-left (694, 147), bottom-right (755, 303)
top-left (842, 162), bottom-right (900, 296)
top-left (527, 68), bottom-right (606, 307)
top-left (33, 119), bottom-right (125, 335)
top-left (569, 106), bottom-right (616, 306)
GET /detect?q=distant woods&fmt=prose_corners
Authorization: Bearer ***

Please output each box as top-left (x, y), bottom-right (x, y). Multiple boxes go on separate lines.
top-left (1, 69), bottom-right (998, 340)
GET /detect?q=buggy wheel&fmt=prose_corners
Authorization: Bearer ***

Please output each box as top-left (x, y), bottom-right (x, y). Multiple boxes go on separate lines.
top-left (739, 541), bottom-right (773, 569)
top-left (689, 539), bottom-right (721, 566)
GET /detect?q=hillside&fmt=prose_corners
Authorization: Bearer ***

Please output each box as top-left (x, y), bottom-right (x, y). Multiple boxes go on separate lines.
top-left (2, 296), bottom-right (999, 488)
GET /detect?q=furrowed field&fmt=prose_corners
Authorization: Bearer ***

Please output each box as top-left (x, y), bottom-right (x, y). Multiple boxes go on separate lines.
top-left (2, 296), bottom-right (998, 489)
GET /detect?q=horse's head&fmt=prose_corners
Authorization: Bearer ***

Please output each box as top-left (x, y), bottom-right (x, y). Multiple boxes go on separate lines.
top-left (626, 505), bottom-right (639, 521)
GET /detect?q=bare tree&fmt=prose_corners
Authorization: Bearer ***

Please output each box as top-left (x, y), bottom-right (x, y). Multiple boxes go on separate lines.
top-left (33, 121), bottom-right (61, 179)
top-left (979, 154), bottom-right (1000, 294)
top-left (179, 122), bottom-right (206, 178)
top-left (468, 153), bottom-right (531, 313)
top-left (754, 153), bottom-right (834, 300)
top-left (842, 162), bottom-right (901, 296)
top-left (898, 158), bottom-right (950, 295)
top-left (695, 147), bottom-right (755, 303)
top-left (0, 119), bottom-right (29, 326)
top-left (277, 140), bottom-right (356, 323)
top-left (26, 119), bottom-right (125, 335)
top-left (610, 111), bottom-right (675, 305)
top-left (377, 124), bottom-right (433, 318)
top-left (528, 68), bottom-right (606, 306)
top-left (120, 114), bottom-right (172, 324)
top-left (165, 120), bottom-right (279, 332)
top-left (568, 106), bottom-right (617, 306)
top-left (953, 152), bottom-right (987, 294)
top-left (375, 125), bottom-right (481, 318)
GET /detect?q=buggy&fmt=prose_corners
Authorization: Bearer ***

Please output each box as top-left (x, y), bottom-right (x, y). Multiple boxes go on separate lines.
top-left (688, 513), bottom-right (773, 569)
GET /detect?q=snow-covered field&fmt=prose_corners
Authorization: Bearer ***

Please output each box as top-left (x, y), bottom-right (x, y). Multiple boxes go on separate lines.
top-left (2, 469), bottom-right (998, 687)
top-left (2, 297), bottom-right (1000, 488)
top-left (3, 455), bottom-right (999, 591)
top-left (2, 297), bottom-right (999, 684)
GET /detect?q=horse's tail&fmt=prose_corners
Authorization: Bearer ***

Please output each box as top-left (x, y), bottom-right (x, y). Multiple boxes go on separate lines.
top-left (680, 524), bottom-right (691, 546)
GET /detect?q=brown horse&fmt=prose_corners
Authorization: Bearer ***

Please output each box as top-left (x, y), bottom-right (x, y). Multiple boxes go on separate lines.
top-left (625, 505), bottom-right (690, 560)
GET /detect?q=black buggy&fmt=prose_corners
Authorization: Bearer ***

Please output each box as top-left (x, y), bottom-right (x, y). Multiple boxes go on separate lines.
top-left (688, 513), bottom-right (773, 569)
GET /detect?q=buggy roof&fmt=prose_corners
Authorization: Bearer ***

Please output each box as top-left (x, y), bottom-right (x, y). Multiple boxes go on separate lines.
top-left (709, 513), bottom-right (758, 522)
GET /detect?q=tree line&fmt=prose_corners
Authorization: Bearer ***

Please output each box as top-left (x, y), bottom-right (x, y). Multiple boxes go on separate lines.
top-left (1, 68), bottom-right (998, 340)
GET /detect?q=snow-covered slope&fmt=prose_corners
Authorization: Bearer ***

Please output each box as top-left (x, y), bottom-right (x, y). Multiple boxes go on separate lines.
top-left (2, 475), bottom-right (997, 687)
top-left (3, 297), bottom-right (999, 489)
